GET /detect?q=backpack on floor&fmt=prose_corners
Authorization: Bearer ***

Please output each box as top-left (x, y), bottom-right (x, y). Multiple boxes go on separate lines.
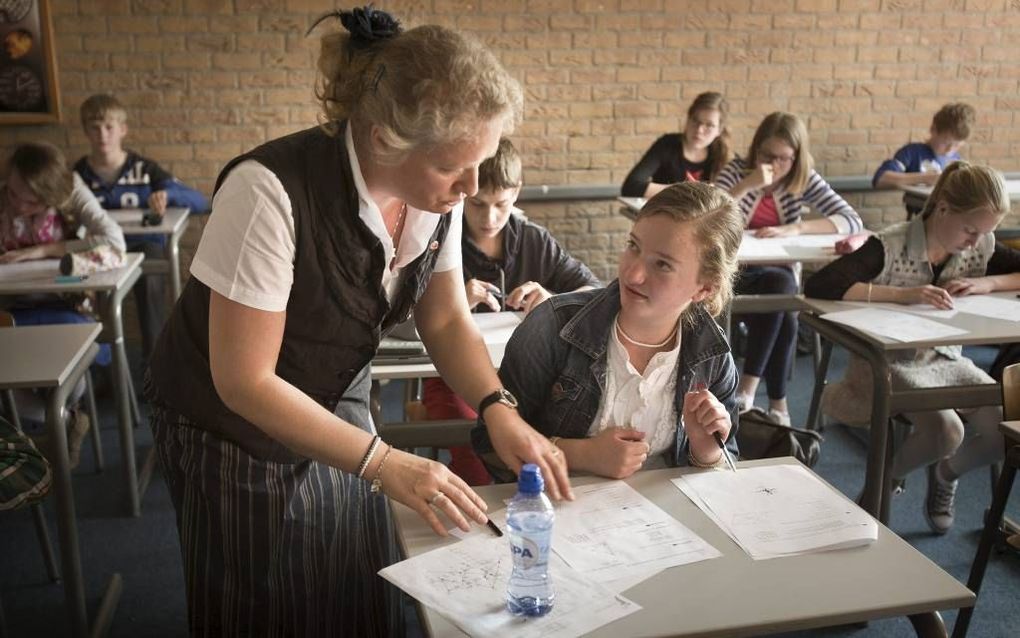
top-left (736, 407), bottom-right (823, 468)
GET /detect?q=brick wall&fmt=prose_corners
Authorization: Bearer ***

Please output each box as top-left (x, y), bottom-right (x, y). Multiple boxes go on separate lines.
top-left (4, 0), bottom-right (1020, 282)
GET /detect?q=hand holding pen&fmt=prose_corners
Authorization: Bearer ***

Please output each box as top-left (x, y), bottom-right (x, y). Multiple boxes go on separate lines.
top-left (464, 278), bottom-right (502, 312)
top-left (683, 373), bottom-right (737, 472)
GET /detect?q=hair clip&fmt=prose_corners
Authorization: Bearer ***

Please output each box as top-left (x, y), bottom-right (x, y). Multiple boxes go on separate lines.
top-left (307, 5), bottom-right (402, 44)
top-left (371, 64), bottom-right (386, 93)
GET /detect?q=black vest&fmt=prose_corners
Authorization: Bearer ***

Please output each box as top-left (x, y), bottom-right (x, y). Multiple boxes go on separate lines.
top-left (146, 122), bottom-right (451, 462)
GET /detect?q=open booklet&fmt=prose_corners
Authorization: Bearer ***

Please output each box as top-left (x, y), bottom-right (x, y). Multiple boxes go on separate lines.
top-left (672, 464), bottom-right (877, 560)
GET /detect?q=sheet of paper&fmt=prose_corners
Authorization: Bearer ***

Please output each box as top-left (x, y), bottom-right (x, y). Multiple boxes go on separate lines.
top-left (552, 481), bottom-right (720, 587)
top-left (951, 295), bottom-right (1020, 322)
top-left (0, 259), bottom-right (62, 283)
top-left (843, 301), bottom-right (958, 319)
top-left (672, 465), bottom-right (877, 560)
top-left (473, 311), bottom-right (523, 345)
top-left (737, 233), bottom-right (791, 260)
top-left (379, 533), bottom-right (640, 638)
top-left (821, 307), bottom-right (968, 341)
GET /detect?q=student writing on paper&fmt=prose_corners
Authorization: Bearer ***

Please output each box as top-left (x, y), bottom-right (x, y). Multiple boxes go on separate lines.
top-left (422, 139), bottom-right (600, 485)
top-left (805, 162), bottom-right (1020, 534)
top-left (620, 91), bottom-right (733, 198)
top-left (472, 182), bottom-right (742, 481)
top-left (714, 112), bottom-right (864, 425)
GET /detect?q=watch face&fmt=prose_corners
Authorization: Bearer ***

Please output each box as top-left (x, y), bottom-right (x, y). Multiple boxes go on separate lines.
top-left (0, 0), bottom-right (32, 24)
top-left (0, 64), bottom-right (42, 110)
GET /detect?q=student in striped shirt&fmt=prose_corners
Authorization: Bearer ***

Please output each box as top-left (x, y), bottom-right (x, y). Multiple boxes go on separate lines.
top-left (714, 112), bottom-right (863, 425)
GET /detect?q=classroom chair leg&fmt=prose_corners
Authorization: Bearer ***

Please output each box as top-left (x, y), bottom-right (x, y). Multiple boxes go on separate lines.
top-left (85, 371), bottom-right (104, 472)
top-left (30, 504), bottom-right (60, 582)
top-left (1, 390), bottom-right (20, 430)
top-left (909, 611), bottom-right (947, 638)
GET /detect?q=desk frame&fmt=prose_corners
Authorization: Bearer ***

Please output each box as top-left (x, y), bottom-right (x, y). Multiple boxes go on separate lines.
top-left (108, 208), bottom-right (189, 302)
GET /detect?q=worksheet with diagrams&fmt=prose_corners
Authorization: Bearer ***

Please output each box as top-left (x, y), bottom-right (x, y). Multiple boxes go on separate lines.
top-left (379, 533), bottom-right (639, 638)
top-left (672, 464), bottom-right (877, 560)
top-left (821, 307), bottom-right (968, 341)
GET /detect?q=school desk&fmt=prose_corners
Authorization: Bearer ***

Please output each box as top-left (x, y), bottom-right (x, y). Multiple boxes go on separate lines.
top-left (107, 207), bottom-right (189, 303)
top-left (0, 324), bottom-right (122, 638)
top-left (0, 253), bottom-right (152, 516)
top-left (391, 457), bottom-right (972, 638)
top-left (801, 293), bottom-right (1020, 524)
top-left (901, 179), bottom-right (1020, 214)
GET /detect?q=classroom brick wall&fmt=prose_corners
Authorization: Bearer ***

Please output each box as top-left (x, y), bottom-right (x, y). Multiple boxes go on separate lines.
top-left (4, 0), bottom-right (1020, 284)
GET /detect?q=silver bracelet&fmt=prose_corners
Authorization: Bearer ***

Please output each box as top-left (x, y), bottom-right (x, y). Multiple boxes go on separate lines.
top-left (356, 435), bottom-right (382, 478)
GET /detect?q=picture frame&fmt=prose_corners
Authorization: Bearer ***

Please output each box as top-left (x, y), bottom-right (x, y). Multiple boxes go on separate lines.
top-left (0, 0), bottom-right (61, 124)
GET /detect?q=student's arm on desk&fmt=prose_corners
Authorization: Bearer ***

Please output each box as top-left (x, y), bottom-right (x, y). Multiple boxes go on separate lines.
top-left (415, 268), bottom-right (573, 499)
top-left (945, 244), bottom-right (1020, 296)
top-left (0, 241), bottom-right (66, 263)
top-left (754, 216), bottom-right (840, 238)
top-left (207, 291), bottom-right (488, 536)
top-left (875, 170), bottom-right (939, 189)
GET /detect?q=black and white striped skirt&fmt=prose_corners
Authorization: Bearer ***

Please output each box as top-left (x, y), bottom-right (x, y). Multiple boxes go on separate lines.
top-left (151, 373), bottom-right (403, 637)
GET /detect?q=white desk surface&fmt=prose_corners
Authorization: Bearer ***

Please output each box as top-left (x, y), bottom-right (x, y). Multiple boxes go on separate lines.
top-left (802, 292), bottom-right (1020, 351)
top-left (737, 232), bottom-right (843, 266)
top-left (393, 458), bottom-right (973, 638)
top-left (107, 207), bottom-right (189, 236)
top-left (1002, 420), bottom-right (1020, 442)
top-left (0, 252), bottom-right (144, 294)
top-left (371, 312), bottom-right (521, 381)
top-left (902, 179), bottom-right (1020, 201)
top-left (0, 323), bottom-right (101, 389)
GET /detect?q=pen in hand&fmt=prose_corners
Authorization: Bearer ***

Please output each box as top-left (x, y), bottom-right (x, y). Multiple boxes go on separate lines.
top-left (485, 517), bottom-right (503, 537)
top-left (689, 373), bottom-right (738, 473)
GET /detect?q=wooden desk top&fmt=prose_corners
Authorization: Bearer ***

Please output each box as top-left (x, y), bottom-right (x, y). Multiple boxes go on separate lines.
top-left (0, 324), bottom-right (101, 389)
top-left (393, 458), bottom-right (972, 637)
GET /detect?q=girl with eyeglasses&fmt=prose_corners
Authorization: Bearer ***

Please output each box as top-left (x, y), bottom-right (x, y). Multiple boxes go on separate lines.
top-left (714, 112), bottom-right (863, 425)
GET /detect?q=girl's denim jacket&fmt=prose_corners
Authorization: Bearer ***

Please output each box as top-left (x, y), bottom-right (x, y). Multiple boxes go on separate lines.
top-left (471, 280), bottom-right (739, 482)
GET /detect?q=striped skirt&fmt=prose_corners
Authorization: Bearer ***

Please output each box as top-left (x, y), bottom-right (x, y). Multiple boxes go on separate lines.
top-left (151, 372), bottom-right (403, 637)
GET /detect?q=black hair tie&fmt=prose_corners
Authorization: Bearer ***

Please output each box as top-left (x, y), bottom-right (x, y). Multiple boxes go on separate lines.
top-left (306, 5), bottom-right (402, 45)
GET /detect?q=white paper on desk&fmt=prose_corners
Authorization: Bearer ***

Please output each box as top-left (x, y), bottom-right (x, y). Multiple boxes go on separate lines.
top-left (951, 295), bottom-right (1020, 322)
top-left (821, 307), bottom-right (968, 341)
top-left (843, 301), bottom-right (959, 319)
top-left (473, 311), bottom-right (523, 344)
top-left (552, 481), bottom-right (720, 587)
top-left (379, 533), bottom-right (640, 638)
top-left (672, 465), bottom-right (877, 560)
top-left (737, 233), bottom-right (791, 260)
top-left (0, 259), bottom-right (61, 283)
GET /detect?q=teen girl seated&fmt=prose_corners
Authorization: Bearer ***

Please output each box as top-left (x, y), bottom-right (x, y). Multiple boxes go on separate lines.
top-left (805, 162), bottom-right (1020, 534)
top-left (472, 182), bottom-right (743, 481)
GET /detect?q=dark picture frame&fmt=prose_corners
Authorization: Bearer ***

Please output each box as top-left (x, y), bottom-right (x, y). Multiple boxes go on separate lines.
top-left (0, 0), bottom-right (61, 124)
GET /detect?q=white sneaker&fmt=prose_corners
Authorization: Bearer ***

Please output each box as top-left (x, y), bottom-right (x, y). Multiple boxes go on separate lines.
top-left (766, 409), bottom-right (791, 426)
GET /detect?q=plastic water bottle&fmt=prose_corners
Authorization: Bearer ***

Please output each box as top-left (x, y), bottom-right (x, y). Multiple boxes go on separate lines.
top-left (506, 463), bottom-right (555, 617)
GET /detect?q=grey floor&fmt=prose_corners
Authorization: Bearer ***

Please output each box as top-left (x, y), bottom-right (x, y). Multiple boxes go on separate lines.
top-left (1, 339), bottom-right (1018, 637)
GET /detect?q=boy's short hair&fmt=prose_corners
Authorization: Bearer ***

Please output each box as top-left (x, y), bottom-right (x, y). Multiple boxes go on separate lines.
top-left (79, 94), bottom-right (127, 127)
top-left (931, 103), bottom-right (976, 140)
top-left (477, 138), bottom-right (522, 192)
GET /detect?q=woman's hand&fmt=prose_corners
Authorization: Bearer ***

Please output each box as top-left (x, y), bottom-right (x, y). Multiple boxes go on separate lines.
top-left (835, 231), bottom-right (872, 255)
top-left (581, 427), bottom-right (649, 479)
top-left (683, 385), bottom-right (732, 464)
top-left (376, 445), bottom-right (490, 537)
top-left (755, 223), bottom-right (800, 238)
top-left (465, 278), bottom-right (501, 312)
top-left (506, 281), bottom-right (552, 315)
top-left (897, 285), bottom-right (955, 309)
top-left (147, 190), bottom-right (168, 215)
top-left (743, 164), bottom-right (775, 191)
top-left (944, 277), bottom-right (993, 297)
top-left (485, 405), bottom-right (573, 500)
top-left (0, 245), bottom-right (48, 264)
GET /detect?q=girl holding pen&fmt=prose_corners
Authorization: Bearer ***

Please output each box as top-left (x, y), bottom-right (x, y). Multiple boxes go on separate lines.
top-left (472, 182), bottom-right (742, 481)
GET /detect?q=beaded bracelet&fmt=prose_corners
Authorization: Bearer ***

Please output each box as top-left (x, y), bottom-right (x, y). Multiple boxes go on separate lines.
top-left (356, 435), bottom-right (382, 478)
top-left (688, 448), bottom-right (724, 469)
top-left (370, 444), bottom-right (393, 494)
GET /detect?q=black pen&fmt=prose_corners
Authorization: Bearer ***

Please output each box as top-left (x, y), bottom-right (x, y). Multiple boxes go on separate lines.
top-left (498, 268), bottom-right (506, 312)
top-left (689, 371), bottom-right (737, 473)
top-left (485, 517), bottom-right (503, 537)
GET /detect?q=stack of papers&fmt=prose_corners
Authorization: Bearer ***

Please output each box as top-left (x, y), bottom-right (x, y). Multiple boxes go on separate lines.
top-left (379, 533), bottom-right (639, 638)
top-left (672, 464), bottom-right (877, 560)
top-left (821, 307), bottom-right (968, 341)
top-left (952, 295), bottom-right (1020, 322)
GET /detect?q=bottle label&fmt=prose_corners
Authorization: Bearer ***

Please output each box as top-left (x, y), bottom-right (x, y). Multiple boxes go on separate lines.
top-left (509, 536), bottom-right (541, 569)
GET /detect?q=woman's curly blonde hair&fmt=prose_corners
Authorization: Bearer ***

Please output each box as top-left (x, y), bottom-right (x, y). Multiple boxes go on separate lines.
top-left (315, 23), bottom-right (522, 164)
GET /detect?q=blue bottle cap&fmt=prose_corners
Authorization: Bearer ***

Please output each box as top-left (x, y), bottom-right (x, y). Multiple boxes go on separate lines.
top-left (517, 463), bottom-right (544, 494)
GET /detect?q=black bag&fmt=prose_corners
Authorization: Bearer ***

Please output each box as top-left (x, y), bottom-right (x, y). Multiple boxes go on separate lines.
top-left (735, 407), bottom-right (823, 468)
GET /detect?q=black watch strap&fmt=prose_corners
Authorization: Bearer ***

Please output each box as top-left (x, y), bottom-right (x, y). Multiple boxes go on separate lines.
top-left (478, 388), bottom-right (518, 418)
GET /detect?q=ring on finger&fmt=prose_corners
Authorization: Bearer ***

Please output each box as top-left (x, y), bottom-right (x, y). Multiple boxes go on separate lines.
top-left (428, 492), bottom-right (443, 506)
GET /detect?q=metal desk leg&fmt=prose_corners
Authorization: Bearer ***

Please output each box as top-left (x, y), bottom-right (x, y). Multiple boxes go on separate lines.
top-left (806, 339), bottom-right (833, 432)
top-left (30, 504), bottom-right (59, 582)
top-left (84, 371), bottom-right (103, 472)
top-left (863, 356), bottom-right (893, 522)
top-left (99, 289), bottom-right (141, 517)
top-left (1, 389), bottom-right (19, 428)
top-left (909, 611), bottom-right (948, 638)
top-left (952, 443), bottom-right (1019, 638)
top-left (168, 229), bottom-right (183, 302)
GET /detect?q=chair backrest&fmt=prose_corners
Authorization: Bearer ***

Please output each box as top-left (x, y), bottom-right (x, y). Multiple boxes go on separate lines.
top-left (1003, 362), bottom-right (1020, 422)
top-left (0, 311), bottom-right (14, 328)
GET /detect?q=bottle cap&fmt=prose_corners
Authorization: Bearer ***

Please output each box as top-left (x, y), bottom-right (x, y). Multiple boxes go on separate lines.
top-left (517, 463), bottom-right (544, 494)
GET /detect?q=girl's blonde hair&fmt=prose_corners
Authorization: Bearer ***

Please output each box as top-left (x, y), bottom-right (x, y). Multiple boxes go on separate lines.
top-left (3, 142), bottom-right (74, 211)
top-left (315, 20), bottom-right (522, 164)
top-left (747, 111), bottom-right (813, 195)
top-left (921, 161), bottom-right (1009, 220)
top-left (636, 182), bottom-right (743, 323)
top-left (686, 91), bottom-right (732, 182)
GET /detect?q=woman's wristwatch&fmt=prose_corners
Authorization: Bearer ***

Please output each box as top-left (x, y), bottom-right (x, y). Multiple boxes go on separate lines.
top-left (478, 388), bottom-right (518, 418)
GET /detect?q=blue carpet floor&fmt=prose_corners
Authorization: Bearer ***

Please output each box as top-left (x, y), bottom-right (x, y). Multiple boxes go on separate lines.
top-left (1, 342), bottom-right (1017, 636)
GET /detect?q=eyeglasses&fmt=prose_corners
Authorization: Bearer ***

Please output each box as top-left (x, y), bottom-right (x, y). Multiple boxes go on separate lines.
top-left (759, 151), bottom-right (796, 166)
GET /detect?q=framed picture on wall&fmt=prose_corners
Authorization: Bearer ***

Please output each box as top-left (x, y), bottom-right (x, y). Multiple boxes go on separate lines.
top-left (0, 0), bottom-right (60, 124)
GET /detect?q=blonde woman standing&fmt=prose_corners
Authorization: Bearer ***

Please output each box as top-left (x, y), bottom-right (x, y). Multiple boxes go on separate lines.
top-left (145, 7), bottom-right (570, 635)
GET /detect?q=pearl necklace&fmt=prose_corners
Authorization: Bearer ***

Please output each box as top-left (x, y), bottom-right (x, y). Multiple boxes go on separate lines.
top-left (615, 316), bottom-right (678, 349)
